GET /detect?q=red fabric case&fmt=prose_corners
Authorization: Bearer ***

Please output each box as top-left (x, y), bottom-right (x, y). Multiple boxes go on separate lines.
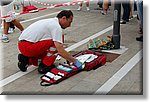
top-left (40, 50), bottom-right (106, 86)
top-left (23, 6), bottom-right (37, 12)
top-left (73, 50), bottom-right (106, 71)
top-left (40, 64), bottom-right (79, 86)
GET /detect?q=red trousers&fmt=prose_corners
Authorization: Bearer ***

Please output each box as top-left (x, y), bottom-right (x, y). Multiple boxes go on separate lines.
top-left (18, 40), bottom-right (57, 66)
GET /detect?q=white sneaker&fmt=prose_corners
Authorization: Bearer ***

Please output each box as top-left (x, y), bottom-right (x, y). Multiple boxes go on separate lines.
top-left (2, 35), bottom-right (9, 43)
top-left (8, 28), bottom-right (14, 34)
top-left (86, 7), bottom-right (90, 11)
top-left (77, 7), bottom-right (82, 11)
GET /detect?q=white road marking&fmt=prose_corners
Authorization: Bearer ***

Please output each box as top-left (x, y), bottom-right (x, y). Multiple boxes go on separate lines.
top-left (0, 66), bottom-right (36, 93)
top-left (94, 50), bottom-right (143, 95)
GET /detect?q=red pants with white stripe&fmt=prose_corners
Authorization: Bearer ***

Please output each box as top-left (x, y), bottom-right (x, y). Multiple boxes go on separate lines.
top-left (18, 40), bottom-right (57, 66)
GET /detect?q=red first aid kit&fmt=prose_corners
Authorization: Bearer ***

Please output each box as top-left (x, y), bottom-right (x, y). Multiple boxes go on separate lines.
top-left (23, 6), bottom-right (37, 12)
top-left (72, 50), bottom-right (106, 71)
top-left (21, 0), bottom-right (38, 12)
top-left (40, 64), bottom-right (79, 86)
top-left (40, 50), bottom-right (106, 86)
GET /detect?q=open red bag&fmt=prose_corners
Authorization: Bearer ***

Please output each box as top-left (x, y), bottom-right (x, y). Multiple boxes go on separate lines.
top-left (40, 50), bottom-right (106, 86)
top-left (72, 50), bottom-right (106, 71)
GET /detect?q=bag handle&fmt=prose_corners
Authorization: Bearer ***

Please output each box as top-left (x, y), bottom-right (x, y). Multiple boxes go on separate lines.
top-left (40, 74), bottom-right (52, 86)
top-left (40, 81), bottom-right (52, 86)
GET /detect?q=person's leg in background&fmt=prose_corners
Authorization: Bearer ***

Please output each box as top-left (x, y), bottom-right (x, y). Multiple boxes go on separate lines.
top-left (108, 0), bottom-right (111, 10)
top-left (121, 1), bottom-right (130, 24)
top-left (85, 0), bottom-right (90, 11)
top-left (97, 0), bottom-right (103, 10)
top-left (2, 12), bottom-right (24, 43)
top-left (137, 0), bottom-right (143, 33)
top-left (101, 0), bottom-right (108, 15)
top-left (8, 22), bottom-right (15, 34)
top-left (77, 1), bottom-right (83, 11)
top-left (129, 0), bottom-right (133, 19)
top-left (134, 0), bottom-right (137, 11)
top-left (136, 0), bottom-right (143, 42)
top-left (77, 0), bottom-right (90, 11)
top-left (12, 19), bottom-right (24, 32)
top-left (2, 20), bottom-right (10, 43)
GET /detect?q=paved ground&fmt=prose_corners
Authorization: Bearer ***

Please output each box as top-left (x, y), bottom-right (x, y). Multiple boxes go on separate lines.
top-left (0, 0), bottom-right (143, 95)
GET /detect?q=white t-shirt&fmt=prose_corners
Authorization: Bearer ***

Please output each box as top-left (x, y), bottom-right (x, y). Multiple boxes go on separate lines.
top-left (19, 17), bottom-right (63, 44)
top-left (1, 1), bottom-right (15, 16)
top-left (1, 1), bottom-right (17, 22)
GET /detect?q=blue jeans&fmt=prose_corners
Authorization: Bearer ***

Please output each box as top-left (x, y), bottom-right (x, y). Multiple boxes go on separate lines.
top-left (122, 2), bottom-right (130, 21)
top-left (137, 0), bottom-right (143, 30)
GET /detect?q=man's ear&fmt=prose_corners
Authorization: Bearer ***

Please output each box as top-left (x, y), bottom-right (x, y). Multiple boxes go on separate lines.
top-left (62, 16), bottom-right (66, 20)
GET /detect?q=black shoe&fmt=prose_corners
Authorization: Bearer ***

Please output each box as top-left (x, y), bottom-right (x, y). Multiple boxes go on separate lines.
top-left (138, 28), bottom-right (143, 34)
top-left (120, 21), bottom-right (126, 24)
top-left (38, 63), bottom-right (55, 74)
top-left (101, 10), bottom-right (107, 15)
top-left (18, 54), bottom-right (29, 72)
top-left (136, 36), bottom-right (143, 42)
top-left (137, 14), bottom-right (139, 20)
top-left (126, 19), bottom-right (129, 22)
top-left (129, 16), bottom-right (133, 19)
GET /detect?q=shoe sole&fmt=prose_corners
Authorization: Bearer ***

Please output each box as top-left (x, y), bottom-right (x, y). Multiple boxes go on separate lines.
top-left (2, 40), bottom-right (9, 43)
top-left (18, 54), bottom-right (28, 72)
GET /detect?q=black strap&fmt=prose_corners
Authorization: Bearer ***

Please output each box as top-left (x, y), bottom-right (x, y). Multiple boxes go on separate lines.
top-left (40, 72), bottom-right (64, 86)
top-left (40, 81), bottom-right (52, 86)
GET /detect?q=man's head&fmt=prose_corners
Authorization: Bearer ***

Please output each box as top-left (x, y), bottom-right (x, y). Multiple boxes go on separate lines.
top-left (57, 10), bottom-right (73, 29)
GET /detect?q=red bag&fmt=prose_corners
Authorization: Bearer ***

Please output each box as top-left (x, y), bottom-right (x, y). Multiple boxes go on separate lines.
top-left (40, 50), bottom-right (106, 86)
top-left (22, 6), bottom-right (37, 12)
top-left (21, 0), bottom-right (38, 12)
top-left (40, 64), bottom-right (79, 86)
top-left (72, 50), bottom-right (106, 71)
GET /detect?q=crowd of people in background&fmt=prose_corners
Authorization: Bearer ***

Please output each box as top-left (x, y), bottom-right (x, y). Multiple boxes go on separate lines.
top-left (1, 0), bottom-right (143, 43)
top-left (76, 0), bottom-right (143, 41)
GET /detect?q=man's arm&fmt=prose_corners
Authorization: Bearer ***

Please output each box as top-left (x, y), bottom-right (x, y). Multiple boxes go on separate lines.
top-left (54, 41), bottom-right (76, 64)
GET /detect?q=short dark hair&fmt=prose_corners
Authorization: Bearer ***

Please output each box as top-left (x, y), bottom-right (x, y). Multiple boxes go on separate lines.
top-left (56, 10), bottom-right (73, 19)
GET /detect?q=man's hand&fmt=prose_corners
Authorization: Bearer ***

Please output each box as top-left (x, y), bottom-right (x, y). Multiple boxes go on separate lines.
top-left (74, 59), bottom-right (82, 70)
top-left (54, 41), bottom-right (76, 63)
